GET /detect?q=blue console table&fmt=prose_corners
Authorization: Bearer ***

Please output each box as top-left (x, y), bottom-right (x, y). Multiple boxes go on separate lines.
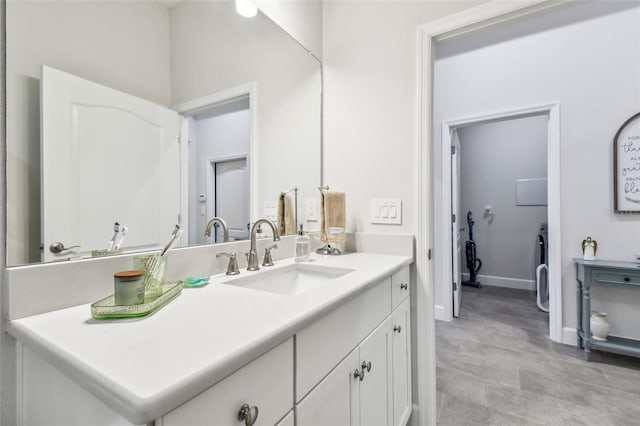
top-left (576, 259), bottom-right (640, 361)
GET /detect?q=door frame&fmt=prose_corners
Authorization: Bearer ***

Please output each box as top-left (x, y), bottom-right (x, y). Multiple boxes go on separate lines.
top-left (206, 154), bottom-right (250, 241)
top-left (438, 105), bottom-right (561, 329)
top-left (173, 81), bottom-right (259, 232)
top-left (450, 130), bottom-right (462, 318)
top-left (415, 1), bottom-right (570, 425)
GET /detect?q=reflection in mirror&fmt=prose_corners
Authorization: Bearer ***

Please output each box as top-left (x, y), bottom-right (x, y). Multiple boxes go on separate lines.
top-left (6, 0), bottom-right (321, 266)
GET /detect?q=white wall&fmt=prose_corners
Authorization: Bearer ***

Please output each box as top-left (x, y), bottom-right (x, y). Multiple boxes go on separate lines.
top-left (0, 2), bottom-right (14, 424)
top-left (6, 0), bottom-right (171, 265)
top-left (321, 2), bottom-right (484, 425)
top-left (170, 0), bottom-right (321, 232)
top-left (458, 115), bottom-right (548, 286)
top-left (256, 0), bottom-right (323, 59)
top-left (322, 0), bottom-right (482, 235)
top-left (433, 1), bottom-right (640, 337)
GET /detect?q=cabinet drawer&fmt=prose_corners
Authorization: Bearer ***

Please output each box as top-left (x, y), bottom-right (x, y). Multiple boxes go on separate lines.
top-left (162, 338), bottom-right (293, 426)
top-left (591, 269), bottom-right (640, 286)
top-left (391, 266), bottom-right (410, 310)
top-left (296, 277), bottom-right (391, 402)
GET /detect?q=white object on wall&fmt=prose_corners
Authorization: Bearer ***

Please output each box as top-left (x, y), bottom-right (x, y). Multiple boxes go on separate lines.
top-left (264, 201), bottom-right (277, 221)
top-left (305, 199), bottom-right (318, 222)
top-left (370, 199), bottom-right (402, 225)
top-left (515, 178), bottom-right (548, 206)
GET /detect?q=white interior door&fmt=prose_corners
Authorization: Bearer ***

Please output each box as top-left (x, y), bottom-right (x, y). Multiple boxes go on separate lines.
top-left (213, 158), bottom-right (249, 241)
top-left (452, 131), bottom-right (463, 317)
top-left (41, 66), bottom-right (181, 261)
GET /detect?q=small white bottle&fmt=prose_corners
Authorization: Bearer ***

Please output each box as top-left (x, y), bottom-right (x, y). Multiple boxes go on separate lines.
top-left (295, 225), bottom-right (310, 262)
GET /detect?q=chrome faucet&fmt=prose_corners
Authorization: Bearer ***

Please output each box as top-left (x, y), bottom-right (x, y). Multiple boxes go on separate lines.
top-left (247, 219), bottom-right (280, 271)
top-left (204, 217), bottom-right (229, 242)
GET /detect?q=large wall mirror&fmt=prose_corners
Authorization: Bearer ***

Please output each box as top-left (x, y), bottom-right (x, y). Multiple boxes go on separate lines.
top-left (6, 0), bottom-right (322, 266)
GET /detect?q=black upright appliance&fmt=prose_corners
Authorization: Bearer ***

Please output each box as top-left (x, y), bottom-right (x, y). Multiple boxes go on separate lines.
top-left (462, 211), bottom-right (482, 288)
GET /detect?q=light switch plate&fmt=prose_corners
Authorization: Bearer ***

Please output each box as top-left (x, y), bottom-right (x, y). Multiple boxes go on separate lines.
top-left (305, 199), bottom-right (318, 222)
top-left (370, 199), bottom-right (402, 224)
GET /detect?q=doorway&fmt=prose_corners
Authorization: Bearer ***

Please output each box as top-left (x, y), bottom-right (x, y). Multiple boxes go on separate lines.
top-left (207, 156), bottom-right (250, 242)
top-left (449, 114), bottom-right (550, 319)
top-left (437, 104), bottom-right (561, 341)
top-left (173, 83), bottom-right (256, 246)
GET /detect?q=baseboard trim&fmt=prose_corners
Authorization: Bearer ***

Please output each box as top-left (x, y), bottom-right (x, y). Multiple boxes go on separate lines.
top-left (562, 327), bottom-right (577, 346)
top-left (434, 304), bottom-right (448, 321)
top-left (461, 273), bottom-right (535, 291)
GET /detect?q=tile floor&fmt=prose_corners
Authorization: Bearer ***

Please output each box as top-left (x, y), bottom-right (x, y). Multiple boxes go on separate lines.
top-left (436, 286), bottom-right (640, 425)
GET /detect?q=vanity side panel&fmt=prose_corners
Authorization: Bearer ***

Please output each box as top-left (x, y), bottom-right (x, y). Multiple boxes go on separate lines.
top-left (19, 343), bottom-right (137, 426)
top-left (296, 277), bottom-right (392, 402)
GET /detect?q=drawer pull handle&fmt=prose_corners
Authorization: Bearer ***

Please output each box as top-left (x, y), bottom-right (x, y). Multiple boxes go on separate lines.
top-left (624, 277), bottom-right (631, 282)
top-left (400, 283), bottom-right (408, 290)
top-left (362, 360), bottom-right (372, 373)
top-left (354, 368), bottom-right (365, 381)
top-left (238, 403), bottom-right (259, 426)
top-left (394, 325), bottom-right (402, 333)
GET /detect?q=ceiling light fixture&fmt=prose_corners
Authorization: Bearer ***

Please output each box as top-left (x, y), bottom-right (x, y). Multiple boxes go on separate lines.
top-left (235, 0), bottom-right (257, 18)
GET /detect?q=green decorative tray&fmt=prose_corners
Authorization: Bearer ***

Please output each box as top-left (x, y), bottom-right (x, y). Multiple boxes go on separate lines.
top-left (91, 281), bottom-right (182, 320)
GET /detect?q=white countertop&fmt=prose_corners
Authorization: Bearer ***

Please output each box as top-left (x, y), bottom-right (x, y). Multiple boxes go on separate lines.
top-left (8, 252), bottom-right (412, 424)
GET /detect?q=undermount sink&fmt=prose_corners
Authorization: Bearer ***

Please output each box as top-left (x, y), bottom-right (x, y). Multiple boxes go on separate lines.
top-left (222, 263), bottom-right (354, 296)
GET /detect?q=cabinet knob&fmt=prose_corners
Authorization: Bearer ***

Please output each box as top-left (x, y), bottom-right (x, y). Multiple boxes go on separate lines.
top-left (238, 403), bottom-right (259, 426)
top-left (362, 360), bottom-right (372, 373)
top-left (353, 368), bottom-right (365, 381)
top-left (394, 325), bottom-right (402, 333)
top-left (400, 283), bottom-right (408, 290)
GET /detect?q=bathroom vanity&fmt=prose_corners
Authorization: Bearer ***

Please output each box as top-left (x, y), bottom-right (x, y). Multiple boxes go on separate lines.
top-left (8, 253), bottom-right (412, 425)
top-left (576, 259), bottom-right (640, 361)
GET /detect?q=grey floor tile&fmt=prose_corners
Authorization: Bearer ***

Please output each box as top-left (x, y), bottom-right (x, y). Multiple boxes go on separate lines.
top-left (598, 367), bottom-right (640, 396)
top-left (437, 392), bottom-right (542, 426)
top-left (438, 345), bottom-right (521, 389)
top-left (437, 286), bottom-right (640, 426)
top-left (436, 366), bottom-right (488, 407)
top-left (437, 391), bottom-right (446, 424)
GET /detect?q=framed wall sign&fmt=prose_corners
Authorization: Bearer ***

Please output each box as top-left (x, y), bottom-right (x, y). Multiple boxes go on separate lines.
top-left (614, 112), bottom-right (640, 213)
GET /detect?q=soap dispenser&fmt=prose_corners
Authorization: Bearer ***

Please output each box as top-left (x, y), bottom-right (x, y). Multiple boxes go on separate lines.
top-left (295, 225), bottom-right (310, 262)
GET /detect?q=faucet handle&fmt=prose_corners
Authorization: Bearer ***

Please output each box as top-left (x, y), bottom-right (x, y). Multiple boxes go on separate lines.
top-left (216, 252), bottom-right (240, 275)
top-left (262, 244), bottom-right (278, 267)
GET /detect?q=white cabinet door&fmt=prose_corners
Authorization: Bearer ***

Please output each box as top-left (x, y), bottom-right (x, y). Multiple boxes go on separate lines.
top-left (392, 299), bottom-right (412, 426)
top-left (296, 277), bottom-right (391, 402)
top-left (296, 349), bottom-right (360, 426)
top-left (391, 267), bottom-right (410, 310)
top-left (359, 317), bottom-right (393, 426)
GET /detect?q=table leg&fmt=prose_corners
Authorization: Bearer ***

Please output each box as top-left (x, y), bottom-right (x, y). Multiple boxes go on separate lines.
top-left (577, 279), bottom-right (583, 349)
top-left (582, 284), bottom-right (591, 361)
